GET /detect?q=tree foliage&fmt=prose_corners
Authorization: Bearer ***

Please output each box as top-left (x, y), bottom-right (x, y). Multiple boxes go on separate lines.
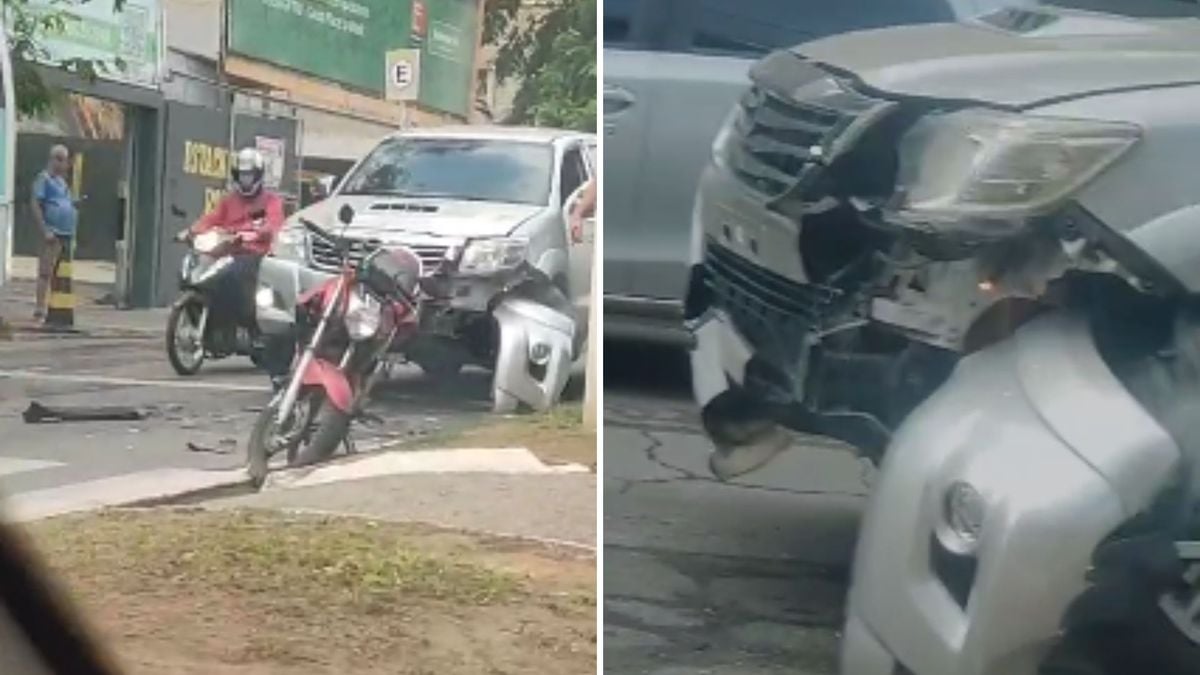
top-left (5, 0), bottom-right (126, 118)
top-left (481, 0), bottom-right (595, 132)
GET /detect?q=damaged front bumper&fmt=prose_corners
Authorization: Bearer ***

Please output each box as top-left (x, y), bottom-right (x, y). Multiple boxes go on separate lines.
top-left (686, 161), bottom-right (957, 472)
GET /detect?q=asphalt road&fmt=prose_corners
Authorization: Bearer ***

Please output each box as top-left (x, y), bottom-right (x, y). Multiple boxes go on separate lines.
top-left (0, 329), bottom-right (493, 501)
top-left (603, 342), bottom-right (869, 675)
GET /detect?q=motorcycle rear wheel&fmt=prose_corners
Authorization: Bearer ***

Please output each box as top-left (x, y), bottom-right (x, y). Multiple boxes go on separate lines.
top-left (166, 296), bottom-right (206, 376)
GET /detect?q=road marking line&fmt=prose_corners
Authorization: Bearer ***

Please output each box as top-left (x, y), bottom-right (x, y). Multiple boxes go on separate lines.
top-left (0, 369), bottom-right (267, 393)
top-left (0, 457), bottom-right (64, 477)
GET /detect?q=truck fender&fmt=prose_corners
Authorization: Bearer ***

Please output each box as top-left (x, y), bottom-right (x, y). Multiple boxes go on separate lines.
top-left (532, 247), bottom-right (569, 287)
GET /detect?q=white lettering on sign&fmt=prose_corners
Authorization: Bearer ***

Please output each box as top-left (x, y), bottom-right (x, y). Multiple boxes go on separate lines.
top-left (260, 0), bottom-right (368, 36)
top-left (428, 21), bottom-right (466, 62)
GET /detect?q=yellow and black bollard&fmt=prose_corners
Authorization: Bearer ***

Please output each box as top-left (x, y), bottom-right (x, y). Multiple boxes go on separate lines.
top-left (43, 237), bottom-right (75, 331)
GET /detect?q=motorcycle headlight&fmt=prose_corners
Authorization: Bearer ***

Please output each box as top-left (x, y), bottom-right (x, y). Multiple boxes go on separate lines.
top-left (890, 109), bottom-right (1140, 238)
top-left (938, 481), bottom-right (987, 555)
top-left (271, 223), bottom-right (308, 262)
top-left (458, 237), bottom-right (528, 275)
top-left (344, 289), bottom-right (381, 341)
top-left (193, 231), bottom-right (223, 254)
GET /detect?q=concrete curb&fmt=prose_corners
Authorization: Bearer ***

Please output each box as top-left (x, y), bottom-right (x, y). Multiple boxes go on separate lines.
top-left (3, 468), bottom-right (249, 522)
top-left (3, 448), bottom-right (591, 523)
top-left (202, 504), bottom-right (598, 554)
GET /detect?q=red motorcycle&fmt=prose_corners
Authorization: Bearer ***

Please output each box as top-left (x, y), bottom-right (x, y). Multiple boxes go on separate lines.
top-left (247, 205), bottom-right (421, 487)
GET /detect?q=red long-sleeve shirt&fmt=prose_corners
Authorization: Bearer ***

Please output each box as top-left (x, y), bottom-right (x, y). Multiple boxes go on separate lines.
top-left (193, 191), bottom-right (285, 256)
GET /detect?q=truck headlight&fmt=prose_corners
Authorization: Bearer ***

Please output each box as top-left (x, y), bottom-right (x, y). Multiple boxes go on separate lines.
top-left (344, 289), bottom-right (381, 341)
top-left (938, 481), bottom-right (987, 555)
top-left (711, 103), bottom-right (744, 170)
top-left (271, 224), bottom-right (308, 262)
top-left (890, 109), bottom-right (1140, 238)
top-left (458, 237), bottom-right (528, 275)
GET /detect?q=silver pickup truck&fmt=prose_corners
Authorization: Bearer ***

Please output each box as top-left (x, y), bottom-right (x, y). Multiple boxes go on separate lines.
top-left (602, 0), bottom-right (1032, 345)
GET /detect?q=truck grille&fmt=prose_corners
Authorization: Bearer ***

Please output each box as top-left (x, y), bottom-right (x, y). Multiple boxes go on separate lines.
top-left (730, 78), bottom-right (891, 199)
top-left (309, 233), bottom-right (448, 276)
top-left (703, 238), bottom-right (842, 356)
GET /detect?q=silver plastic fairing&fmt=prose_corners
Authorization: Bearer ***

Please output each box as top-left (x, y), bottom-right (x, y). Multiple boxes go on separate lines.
top-left (491, 297), bottom-right (576, 413)
top-left (254, 256), bottom-right (334, 336)
top-left (841, 311), bottom-right (1180, 675)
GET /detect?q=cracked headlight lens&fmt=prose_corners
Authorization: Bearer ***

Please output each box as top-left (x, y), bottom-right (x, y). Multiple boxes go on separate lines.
top-left (458, 237), bottom-right (528, 275)
top-left (890, 109), bottom-right (1140, 237)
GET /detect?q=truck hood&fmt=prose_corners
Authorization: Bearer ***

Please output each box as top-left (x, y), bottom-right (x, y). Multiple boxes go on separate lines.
top-left (791, 9), bottom-right (1200, 108)
top-left (293, 195), bottom-right (545, 240)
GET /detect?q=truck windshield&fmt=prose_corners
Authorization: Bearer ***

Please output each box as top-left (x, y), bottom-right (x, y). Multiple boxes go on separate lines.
top-left (339, 138), bottom-right (554, 205)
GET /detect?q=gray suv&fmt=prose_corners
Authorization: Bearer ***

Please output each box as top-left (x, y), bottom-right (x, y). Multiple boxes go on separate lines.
top-left (602, 0), bottom-right (1032, 345)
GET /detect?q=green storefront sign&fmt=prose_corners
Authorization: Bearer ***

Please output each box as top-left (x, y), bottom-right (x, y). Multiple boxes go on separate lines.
top-left (227, 0), bottom-right (477, 117)
top-left (30, 0), bottom-right (162, 88)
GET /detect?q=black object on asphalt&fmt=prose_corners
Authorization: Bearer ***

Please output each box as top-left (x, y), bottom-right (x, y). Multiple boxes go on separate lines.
top-left (23, 402), bottom-right (146, 424)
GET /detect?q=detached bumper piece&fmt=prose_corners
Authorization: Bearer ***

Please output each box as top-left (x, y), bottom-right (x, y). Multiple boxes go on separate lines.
top-left (23, 402), bottom-right (147, 424)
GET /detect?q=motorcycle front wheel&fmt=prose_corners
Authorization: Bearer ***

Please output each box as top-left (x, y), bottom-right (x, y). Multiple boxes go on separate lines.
top-left (246, 388), bottom-right (350, 488)
top-left (166, 295), bottom-right (206, 376)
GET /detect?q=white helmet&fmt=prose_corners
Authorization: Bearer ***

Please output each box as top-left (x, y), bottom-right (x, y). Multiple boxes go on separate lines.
top-left (231, 147), bottom-right (265, 197)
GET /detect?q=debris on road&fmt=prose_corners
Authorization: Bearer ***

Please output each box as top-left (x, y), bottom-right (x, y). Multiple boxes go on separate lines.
top-left (186, 439), bottom-right (238, 455)
top-left (23, 401), bottom-right (147, 424)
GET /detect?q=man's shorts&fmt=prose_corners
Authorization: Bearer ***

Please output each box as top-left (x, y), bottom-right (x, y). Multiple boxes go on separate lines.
top-left (38, 236), bottom-right (64, 279)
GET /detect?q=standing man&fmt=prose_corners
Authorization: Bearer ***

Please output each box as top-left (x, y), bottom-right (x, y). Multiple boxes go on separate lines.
top-left (31, 145), bottom-right (79, 321)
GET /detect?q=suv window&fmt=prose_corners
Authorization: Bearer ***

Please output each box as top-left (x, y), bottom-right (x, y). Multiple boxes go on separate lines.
top-left (605, 0), bottom-right (960, 55)
top-left (559, 148), bottom-right (587, 206)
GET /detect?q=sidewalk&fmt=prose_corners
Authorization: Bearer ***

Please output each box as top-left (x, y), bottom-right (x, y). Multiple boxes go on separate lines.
top-left (214, 470), bottom-right (597, 548)
top-left (0, 276), bottom-right (167, 337)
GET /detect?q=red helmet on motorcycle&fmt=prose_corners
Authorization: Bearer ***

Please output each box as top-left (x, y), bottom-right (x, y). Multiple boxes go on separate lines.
top-left (360, 247), bottom-right (421, 300)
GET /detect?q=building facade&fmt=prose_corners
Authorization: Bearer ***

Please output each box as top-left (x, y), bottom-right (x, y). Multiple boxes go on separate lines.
top-left (5, 0), bottom-right (484, 306)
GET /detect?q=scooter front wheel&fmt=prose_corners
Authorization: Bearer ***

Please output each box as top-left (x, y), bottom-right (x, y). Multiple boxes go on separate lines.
top-left (166, 297), bottom-right (206, 376)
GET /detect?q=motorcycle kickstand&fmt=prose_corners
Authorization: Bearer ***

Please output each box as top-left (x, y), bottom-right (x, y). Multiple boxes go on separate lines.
top-left (343, 433), bottom-right (358, 455)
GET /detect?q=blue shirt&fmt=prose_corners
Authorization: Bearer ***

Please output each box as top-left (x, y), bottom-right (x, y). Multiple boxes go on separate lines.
top-left (33, 171), bottom-right (77, 237)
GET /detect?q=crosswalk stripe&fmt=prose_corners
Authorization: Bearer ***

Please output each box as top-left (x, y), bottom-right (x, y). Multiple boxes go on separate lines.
top-left (0, 457), bottom-right (64, 477)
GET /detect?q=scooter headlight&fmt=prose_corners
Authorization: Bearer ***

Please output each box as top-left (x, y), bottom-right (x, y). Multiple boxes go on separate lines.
top-left (193, 231), bottom-right (223, 254)
top-left (344, 289), bottom-right (381, 341)
top-left (938, 481), bottom-right (987, 555)
top-left (255, 285), bottom-right (276, 310)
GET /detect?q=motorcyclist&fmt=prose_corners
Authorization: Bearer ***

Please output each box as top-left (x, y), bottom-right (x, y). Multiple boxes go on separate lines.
top-left (176, 148), bottom-right (289, 381)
